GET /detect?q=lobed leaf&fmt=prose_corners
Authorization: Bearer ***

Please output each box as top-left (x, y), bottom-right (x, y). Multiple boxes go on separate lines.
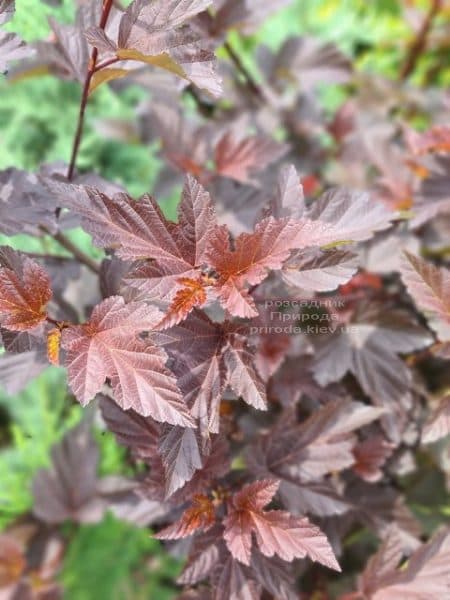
top-left (61, 296), bottom-right (194, 426)
top-left (401, 251), bottom-right (450, 340)
top-left (223, 479), bottom-right (340, 570)
top-left (0, 253), bottom-right (52, 332)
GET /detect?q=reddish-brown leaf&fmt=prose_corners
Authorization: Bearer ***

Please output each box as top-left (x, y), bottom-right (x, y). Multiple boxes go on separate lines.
top-left (313, 309), bottom-right (432, 441)
top-left (224, 338), bottom-right (267, 410)
top-left (155, 494), bottom-right (216, 539)
top-left (250, 400), bottom-right (384, 485)
top-left (223, 479), bottom-right (340, 570)
top-left (352, 435), bottom-right (394, 482)
top-left (212, 552), bottom-right (260, 600)
top-left (359, 527), bottom-right (450, 599)
top-left (0, 533), bottom-right (25, 587)
top-left (422, 396), bottom-right (450, 444)
top-left (406, 126), bottom-right (450, 155)
top-left (32, 422), bottom-right (105, 525)
top-left (213, 0), bottom-right (292, 36)
top-left (157, 310), bottom-right (227, 436)
top-left (214, 132), bottom-right (288, 185)
top-left (176, 175), bottom-right (220, 266)
top-left (268, 35), bottom-right (352, 91)
top-left (99, 394), bottom-right (160, 461)
top-left (47, 181), bottom-right (189, 267)
top-left (306, 188), bottom-right (394, 245)
top-left (157, 277), bottom-right (209, 329)
top-left (401, 251), bottom-right (450, 340)
top-left (282, 247), bottom-right (358, 292)
top-left (0, 30), bottom-right (34, 74)
top-left (158, 424), bottom-right (203, 498)
top-left (49, 177), bottom-right (221, 309)
top-left (177, 528), bottom-right (222, 585)
top-left (150, 102), bottom-right (214, 181)
top-left (272, 164), bottom-right (306, 219)
top-left (61, 296), bottom-right (194, 426)
top-left (88, 0), bottom-right (222, 96)
top-left (0, 349), bottom-right (47, 394)
top-left (207, 216), bottom-right (327, 317)
top-left (0, 257), bottom-right (52, 332)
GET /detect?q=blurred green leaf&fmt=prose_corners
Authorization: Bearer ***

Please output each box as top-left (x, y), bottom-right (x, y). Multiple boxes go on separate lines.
top-left (60, 513), bottom-right (180, 600)
top-left (0, 369), bottom-right (81, 528)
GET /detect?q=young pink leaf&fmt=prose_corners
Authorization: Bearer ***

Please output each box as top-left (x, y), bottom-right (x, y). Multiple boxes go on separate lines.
top-left (206, 216), bottom-right (329, 317)
top-left (155, 494), bottom-right (215, 539)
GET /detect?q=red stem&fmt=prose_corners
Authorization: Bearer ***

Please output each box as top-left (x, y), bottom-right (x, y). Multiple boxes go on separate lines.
top-left (400, 0), bottom-right (442, 80)
top-left (66, 0), bottom-right (114, 181)
top-left (46, 316), bottom-right (60, 327)
top-left (93, 56), bottom-right (121, 72)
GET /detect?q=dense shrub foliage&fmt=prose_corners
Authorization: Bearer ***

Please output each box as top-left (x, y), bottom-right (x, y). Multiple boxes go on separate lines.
top-left (1, 0), bottom-right (450, 598)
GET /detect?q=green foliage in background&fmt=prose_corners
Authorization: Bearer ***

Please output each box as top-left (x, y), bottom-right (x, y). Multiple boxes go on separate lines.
top-left (0, 76), bottom-right (159, 197)
top-left (0, 369), bottom-right (80, 528)
top-left (60, 514), bottom-right (181, 600)
top-left (0, 367), bottom-right (133, 529)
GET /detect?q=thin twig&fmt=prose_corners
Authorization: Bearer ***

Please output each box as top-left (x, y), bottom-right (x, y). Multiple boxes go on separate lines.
top-left (66, 0), bottom-right (114, 181)
top-left (184, 85), bottom-right (216, 118)
top-left (24, 252), bottom-right (76, 262)
top-left (46, 315), bottom-right (61, 327)
top-left (224, 39), bottom-right (266, 102)
top-left (400, 0), bottom-right (442, 80)
top-left (40, 226), bottom-right (100, 274)
top-left (93, 56), bottom-right (121, 73)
